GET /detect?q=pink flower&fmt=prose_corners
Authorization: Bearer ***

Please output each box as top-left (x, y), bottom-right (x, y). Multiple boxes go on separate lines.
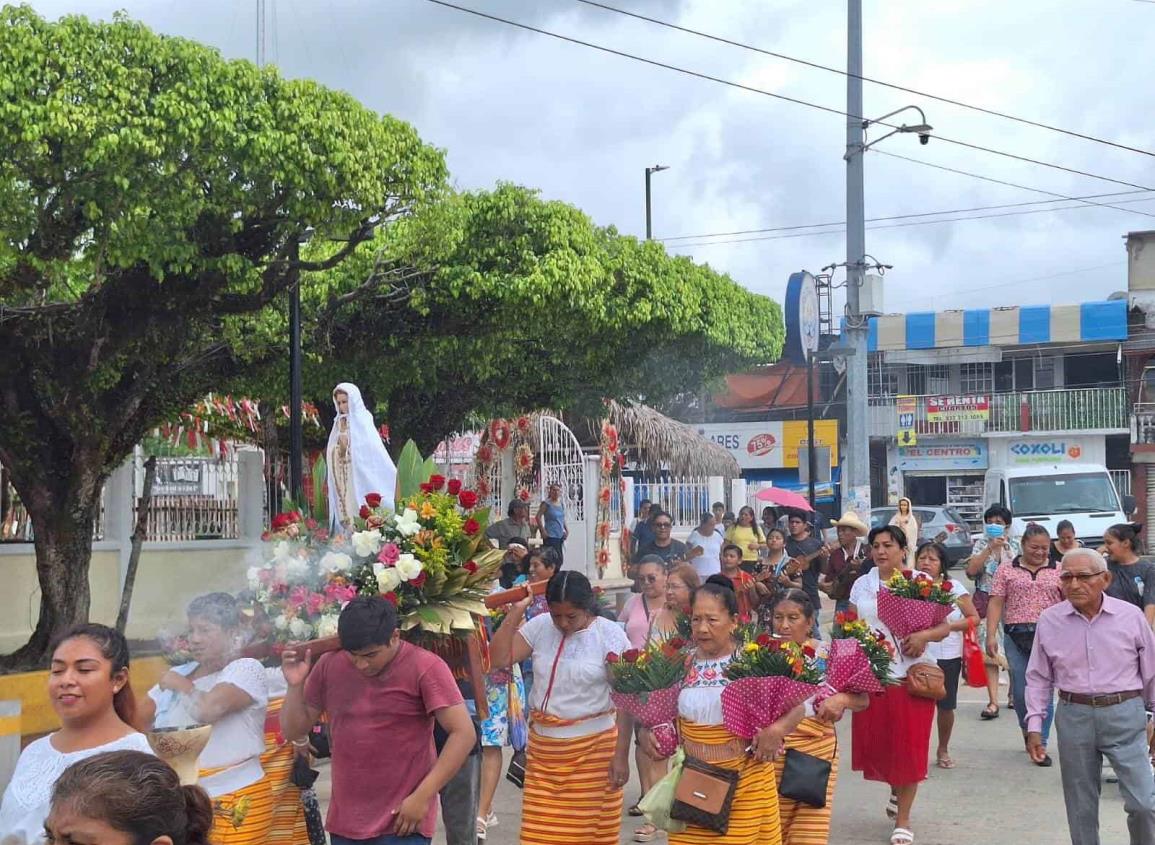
top-left (305, 592), bottom-right (325, 615)
top-left (287, 585), bottom-right (309, 611)
top-left (325, 583), bottom-right (358, 605)
top-left (377, 543), bottom-right (401, 565)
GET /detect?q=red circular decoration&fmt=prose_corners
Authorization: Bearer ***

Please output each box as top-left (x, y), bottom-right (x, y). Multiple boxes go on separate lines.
top-left (489, 419), bottom-right (512, 450)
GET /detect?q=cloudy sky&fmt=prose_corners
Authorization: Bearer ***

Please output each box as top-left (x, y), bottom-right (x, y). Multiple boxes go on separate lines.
top-left (27, 0), bottom-right (1155, 314)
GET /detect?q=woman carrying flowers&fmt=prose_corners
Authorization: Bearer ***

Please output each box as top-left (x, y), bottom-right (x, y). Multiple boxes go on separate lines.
top-left (639, 579), bottom-right (806, 845)
top-left (849, 525), bottom-right (952, 845)
top-left (770, 590), bottom-right (870, 845)
top-left (489, 571), bottom-right (631, 845)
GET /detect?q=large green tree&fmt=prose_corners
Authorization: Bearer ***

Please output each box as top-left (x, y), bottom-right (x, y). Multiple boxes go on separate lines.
top-left (298, 184), bottom-right (784, 448)
top-left (0, 8), bottom-right (445, 666)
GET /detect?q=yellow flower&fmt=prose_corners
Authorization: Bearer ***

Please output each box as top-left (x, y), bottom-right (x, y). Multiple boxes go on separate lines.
top-left (420, 501), bottom-right (437, 520)
top-left (744, 641), bottom-right (760, 654)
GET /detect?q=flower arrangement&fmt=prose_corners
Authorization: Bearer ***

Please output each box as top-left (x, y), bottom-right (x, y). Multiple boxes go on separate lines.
top-left (831, 610), bottom-right (896, 690)
top-left (720, 634), bottom-right (823, 740)
top-left (877, 570), bottom-right (957, 639)
top-left (607, 637), bottom-right (689, 757)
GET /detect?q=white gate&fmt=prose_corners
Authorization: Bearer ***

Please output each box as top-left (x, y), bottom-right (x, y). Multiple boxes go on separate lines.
top-left (538, 416), bottom-right (589, 574)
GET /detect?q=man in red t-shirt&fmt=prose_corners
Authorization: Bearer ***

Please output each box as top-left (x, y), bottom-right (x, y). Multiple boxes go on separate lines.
top-left (281, 597), bottom-right (475, 845)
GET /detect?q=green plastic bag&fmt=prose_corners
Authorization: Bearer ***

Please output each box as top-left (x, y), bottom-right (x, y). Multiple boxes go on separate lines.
top-left (638, 747), bottom-right (687, 833)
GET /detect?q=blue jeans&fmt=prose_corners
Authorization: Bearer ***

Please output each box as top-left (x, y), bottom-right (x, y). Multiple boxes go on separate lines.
top-left (1004, 630), bottom-right (1053, 745)
top-left (331, 836), bottom-right (431, 845)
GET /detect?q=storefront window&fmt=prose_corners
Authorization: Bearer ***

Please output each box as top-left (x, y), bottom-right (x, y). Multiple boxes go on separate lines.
top-left (960, 362), bottom-right (992, 395)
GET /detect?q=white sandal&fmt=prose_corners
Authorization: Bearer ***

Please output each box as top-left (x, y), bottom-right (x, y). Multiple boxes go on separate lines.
top-left (476, 816), bottom-right (489, 841)
top-left (891, 827), bottom-right (914, 845)
top-left (886, 793), bottom-right (898, 820)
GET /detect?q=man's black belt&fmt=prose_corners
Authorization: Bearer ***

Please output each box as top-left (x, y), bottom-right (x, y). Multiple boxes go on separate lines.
top-left (1058, 690), bottom-right (1142, 707)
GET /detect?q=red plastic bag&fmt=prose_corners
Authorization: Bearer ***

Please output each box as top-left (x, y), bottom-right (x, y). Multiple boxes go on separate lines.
top-left (963, 619), bottom-right (986, 688)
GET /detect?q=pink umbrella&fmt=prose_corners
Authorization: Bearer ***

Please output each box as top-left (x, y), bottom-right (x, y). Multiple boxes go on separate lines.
top-left (754, 486), bottom-right (814, 511)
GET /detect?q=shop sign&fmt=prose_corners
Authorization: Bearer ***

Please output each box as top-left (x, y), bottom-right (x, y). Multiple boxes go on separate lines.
top-left (897, 441), bottom-right (988, 471)
top-left (1007, 439), bottom-right (1085, 465)
top-left (896, 395), bottom-right (917, 446)
top-left (926, 395), bottom-right (990, 422)
top-left (154, 461), bottom-right (203, 495)
top-left (697, 420), bottom-right (839, 470)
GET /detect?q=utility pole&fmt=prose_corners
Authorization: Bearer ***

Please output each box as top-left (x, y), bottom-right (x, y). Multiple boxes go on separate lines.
top-left (288, 237), bottom-right (303, 504)
top-left (843, 0), bottom-right (870, 516)
top-left (256, 0), bottom-right (266, 68)
top-left (645, 165), bottom-right (669, 240)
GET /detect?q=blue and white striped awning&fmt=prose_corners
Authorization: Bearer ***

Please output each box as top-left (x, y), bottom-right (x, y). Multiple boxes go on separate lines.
top-left (866, 300), bottom-right (1127, 352)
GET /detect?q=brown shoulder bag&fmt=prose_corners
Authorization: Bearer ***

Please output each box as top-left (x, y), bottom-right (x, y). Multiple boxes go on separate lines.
top-left (904, 662), bottom-right (947, 701)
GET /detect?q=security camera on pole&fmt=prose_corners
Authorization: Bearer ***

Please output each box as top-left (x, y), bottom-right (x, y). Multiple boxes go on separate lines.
top-left (841, 0), bottom-right (933, 522)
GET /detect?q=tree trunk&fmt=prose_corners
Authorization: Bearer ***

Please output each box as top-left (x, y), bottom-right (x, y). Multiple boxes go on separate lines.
top-left (1, 492), bottom-right (99, 670)
top-left (117, 456), bottom-right (156, 634)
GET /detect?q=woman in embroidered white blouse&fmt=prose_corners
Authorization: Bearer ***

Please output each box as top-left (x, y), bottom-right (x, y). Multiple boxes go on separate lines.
top-left (138, 592), bottom-right (271, 843)
top-left (0, 624), bottom-right (152, 845)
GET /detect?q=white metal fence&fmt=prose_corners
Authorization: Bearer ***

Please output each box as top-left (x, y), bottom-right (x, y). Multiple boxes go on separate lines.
top-left (633, 480), bottom-right (712, 534)
top-left (1111, 469), bottom-right (1132, 503)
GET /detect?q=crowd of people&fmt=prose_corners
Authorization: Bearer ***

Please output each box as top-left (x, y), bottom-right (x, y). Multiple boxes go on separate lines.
top-left (5, 497), bottom-right (1155, 845)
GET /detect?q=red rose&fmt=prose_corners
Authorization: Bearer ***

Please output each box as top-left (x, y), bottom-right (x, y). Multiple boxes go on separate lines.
top-left (429, 474), bottom-right (446, 491)
top-left (606, 652), bottom-right (620, 664)
top-left (464, 518), bottom-right (481, 536)
top-left (305, 517), bottom-right (318, 530)
top-left (383, 591), bottom-right (398, 606)
top-left (458, 490), bottom-right (479, 510)
top-left (365, 493), bottom-right (383, 508)
top-left (314, 529), bottom-right (330, 543)
top-left (464, 560), bottom-right (478, 573)
top-left (802, 644), bottom-right (816, 658)
top-left (419, 482), bottom-right (433, 493)
top-left (941, 579), bottom-right (953, 591)
top-left (901, 569), bottom-right (914, 580)
top-left (447, 479), bottom-right (463, 496)
top-left (667, 636), bottom-right (686, 651)
top-left (359, 505), bottom-right (372, 520)
top-left (622, 649), bottom-right (641, 663)
top-left (756, 632), bottom-right (772, 647)
top-left (834, 612), bottom-right (846, 626)
top-left (411, 571), bottom-right (428, 588)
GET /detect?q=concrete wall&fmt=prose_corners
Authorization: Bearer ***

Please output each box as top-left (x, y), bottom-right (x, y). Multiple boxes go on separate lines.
top-left (0, 542), bottom-right (252, 653)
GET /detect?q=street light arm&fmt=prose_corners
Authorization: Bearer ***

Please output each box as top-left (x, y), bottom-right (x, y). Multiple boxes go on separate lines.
top-left (862, 104), bottom-right (929, 130)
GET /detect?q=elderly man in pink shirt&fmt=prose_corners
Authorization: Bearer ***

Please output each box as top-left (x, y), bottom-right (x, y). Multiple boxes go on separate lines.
top-left (1026, 548), bottom-right (1155, 845)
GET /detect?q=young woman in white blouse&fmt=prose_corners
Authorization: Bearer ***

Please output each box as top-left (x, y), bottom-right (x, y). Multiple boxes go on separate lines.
top-left (490, 571), bottom-right (632, 845)
top-left (139, 592), bottom-right (270, 844)
top-left (0, 624), bottom-right (152, 844)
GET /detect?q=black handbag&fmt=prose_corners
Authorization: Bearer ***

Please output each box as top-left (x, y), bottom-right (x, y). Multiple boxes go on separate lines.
top-left (1006, 625), bottom-right (1037, 656)
top-left (506, 749), bottom-right (527, 789)
top-left (778, 744), bottom-right (833, 808)
top-left (670, 755), bottom-right (740, 834)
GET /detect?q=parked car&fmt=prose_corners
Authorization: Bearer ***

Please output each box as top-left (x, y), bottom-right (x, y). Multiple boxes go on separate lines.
top-left (870, 506), bottom-right (972, 568)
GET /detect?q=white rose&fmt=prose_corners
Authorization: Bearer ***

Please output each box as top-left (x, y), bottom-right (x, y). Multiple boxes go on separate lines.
top-left (285, 556), bottom-right (310, 582)
top-left (273, 614), bottom-right (289, 631)
top-left (352, 530), bottom-right (383, 558)
top-left (395, 553), bottom-right (424, 582)
top-left (288, 618), bottom-right (312, 640)
top-left (246, 566), bottom-right (263, 589)
top-left (316, 614), bottom-right (340, 639)
top-left (272, 541), bottom-right (293, 565)
top-left (319, 552), bottom-right (353, 573)
top-left (394, 508), bottom-right (422, 538)
top-left (376, 566), bottom-right (402, 593)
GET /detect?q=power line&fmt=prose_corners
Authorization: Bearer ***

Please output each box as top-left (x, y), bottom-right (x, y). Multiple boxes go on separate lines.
top-left (660, 188), bottom-right (1155, 242)
top-left (422, 0), bottom-right (1155, 200)
top-left (575, 0), bottom-right (1155, 160)
top-left (667, 194), bottom-right (1155, 249)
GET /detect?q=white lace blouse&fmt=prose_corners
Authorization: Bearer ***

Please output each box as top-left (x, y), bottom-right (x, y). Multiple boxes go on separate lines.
top-left (0, 732), bottom-right (153, 844)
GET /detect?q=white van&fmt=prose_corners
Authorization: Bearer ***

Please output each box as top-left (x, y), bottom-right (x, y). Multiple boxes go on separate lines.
top-left (984, 464), bottom-right (1135, 545)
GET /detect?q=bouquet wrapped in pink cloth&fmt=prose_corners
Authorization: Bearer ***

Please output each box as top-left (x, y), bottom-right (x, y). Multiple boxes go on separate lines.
top-left (611, 687), bottom-right (681, 758)
top-left (877, 585), bottom-right (954, 639)
top-left (720, 677), bottom-right (821, 740)
top-left (824, 637), bottom-right (889, 694)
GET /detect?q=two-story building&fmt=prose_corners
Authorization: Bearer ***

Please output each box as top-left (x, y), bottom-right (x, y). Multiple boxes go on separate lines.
top-left (866, 299), bottom-right (1131, 529)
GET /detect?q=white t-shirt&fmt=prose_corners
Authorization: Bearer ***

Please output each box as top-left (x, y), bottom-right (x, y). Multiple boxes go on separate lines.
top-left (849, 569), bottom-right (936, 680)
top-left (0, 731), bottom-right (153, 844)
top-left (149, 657), bottom-right (269, 797)
top-left (686, 530), bottom-right (723, 579)
top-left (926, 579), bottom-right (970, 662)
top-left (519, 614), bottom-right (629, 738)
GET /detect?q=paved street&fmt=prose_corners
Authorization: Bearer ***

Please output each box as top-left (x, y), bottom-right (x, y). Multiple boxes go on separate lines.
top-left (315, 682), bottom-right (1133, 844)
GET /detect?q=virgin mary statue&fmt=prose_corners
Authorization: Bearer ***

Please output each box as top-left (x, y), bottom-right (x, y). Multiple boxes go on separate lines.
top-left (326, 382), bottom-right (397, 531)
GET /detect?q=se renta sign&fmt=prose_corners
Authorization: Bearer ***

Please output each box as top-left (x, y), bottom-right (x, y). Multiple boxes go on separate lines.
top-left (926, 395), bottom-right (990, 422)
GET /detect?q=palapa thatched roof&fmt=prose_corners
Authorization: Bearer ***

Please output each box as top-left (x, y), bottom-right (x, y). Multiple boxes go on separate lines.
top-left (604, 400), bottom-right (740, 480)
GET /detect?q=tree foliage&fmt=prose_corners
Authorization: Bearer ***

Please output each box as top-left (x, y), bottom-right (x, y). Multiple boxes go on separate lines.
top-left (0, 7), bottom-right (445, 665)
top-left (299, 184), bottom-right (784, 448)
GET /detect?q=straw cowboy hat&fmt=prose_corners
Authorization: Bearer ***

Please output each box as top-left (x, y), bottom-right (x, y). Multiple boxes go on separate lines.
top-left (833, 511), bottom-right (869, 536)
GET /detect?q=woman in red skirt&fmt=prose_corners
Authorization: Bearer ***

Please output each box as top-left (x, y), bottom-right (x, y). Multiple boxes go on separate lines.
top-left (849, 524), bottom-right (953, 845)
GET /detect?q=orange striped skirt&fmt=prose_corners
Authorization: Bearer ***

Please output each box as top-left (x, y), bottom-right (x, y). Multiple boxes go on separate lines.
top-left (262, 698), bottom-right (309, 844)
top-left (521, 723), bottom-right (622, 844)
top-left (202, 771), bottom-right (274, 844)
top-left (774, 718), bottom-right (838, 845)
top-left (670, 720), bottom-right (782, 845)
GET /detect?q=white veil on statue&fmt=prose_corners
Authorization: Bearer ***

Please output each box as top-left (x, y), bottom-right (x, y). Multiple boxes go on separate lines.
top-left (326, 382), bottom-right (397, 531)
